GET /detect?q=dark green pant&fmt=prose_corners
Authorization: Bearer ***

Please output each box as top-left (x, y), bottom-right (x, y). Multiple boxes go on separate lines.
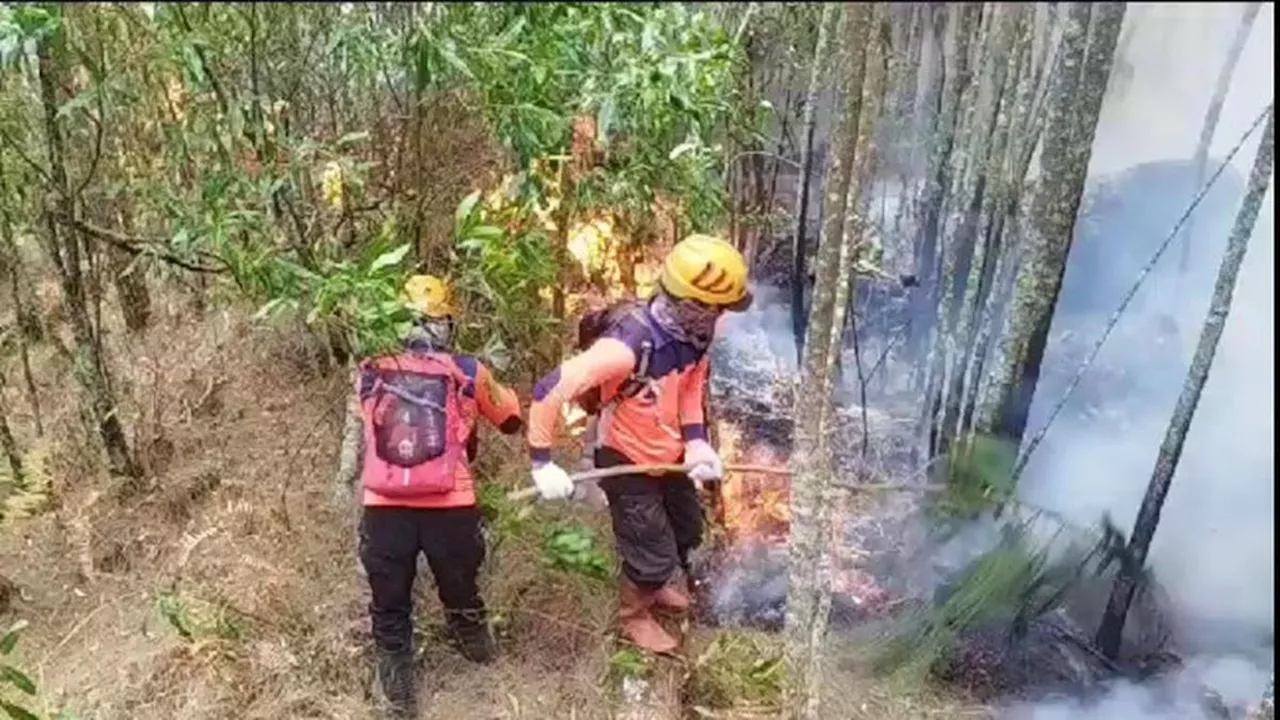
top-left (595, 446), bottom-right (704, 591)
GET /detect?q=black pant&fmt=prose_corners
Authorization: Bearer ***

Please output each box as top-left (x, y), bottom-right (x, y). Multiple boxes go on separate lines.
top-left (359, 505), bottom-right (486, 654)
top-left (595, 446), bottom-right (704, 591)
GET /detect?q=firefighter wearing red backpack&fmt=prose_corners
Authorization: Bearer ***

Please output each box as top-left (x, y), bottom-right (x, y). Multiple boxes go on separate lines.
top-left (525, 234), bottom-right (752, 654)
top-left (353, 274), bottom-right (523, 718)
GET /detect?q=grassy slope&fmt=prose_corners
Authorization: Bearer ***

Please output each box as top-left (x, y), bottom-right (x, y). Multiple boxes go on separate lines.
top-left (0, 294), bottom-right (985, 720)
top-left (0, 294), bottom-right (628, 719)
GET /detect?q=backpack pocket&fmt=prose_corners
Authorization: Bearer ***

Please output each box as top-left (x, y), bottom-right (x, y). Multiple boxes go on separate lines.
top-left (371, 371), bottom-right (450, 468)
top-left (363, 364), bottom-right (462, 498)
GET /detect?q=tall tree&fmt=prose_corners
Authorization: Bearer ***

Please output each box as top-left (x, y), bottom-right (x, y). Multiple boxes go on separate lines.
top-left (1179, 2), bottom-right (1261, 274)
top-left (790, 3), bottom-right (835, 363)
top-left (1096, 104), bottom-right (1274, 660)
top-left (907, 3), bottom-right (981, 369)
top-left (927, 3), bottom-right (1024, 457)
top-left (785, 4), bottom-right (877, 717)
top-left (957, 2), bottom-right (1057, 441)
top-left (34, 16), bottom-right (139, 479)
top-left (974, 2), bottom-right (1126, 443)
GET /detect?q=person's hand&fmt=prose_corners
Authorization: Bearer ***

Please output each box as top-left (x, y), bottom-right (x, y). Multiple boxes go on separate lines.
top-left (532, 462), bottom-right (575, 501)
top-left (684, 439), bottom-right (724, 485)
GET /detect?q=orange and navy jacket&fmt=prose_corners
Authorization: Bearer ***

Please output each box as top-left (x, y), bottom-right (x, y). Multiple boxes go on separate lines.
top-left (359, 346), bottom-right (522, 509)
top-left (528, 305), bottom-right (710, 467)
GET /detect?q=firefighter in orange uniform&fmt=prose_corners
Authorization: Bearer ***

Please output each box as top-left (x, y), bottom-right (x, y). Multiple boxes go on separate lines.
top-left (351, 275), bottom-right (523, 718)
top-left (525, 235), bottom-right (752, 653)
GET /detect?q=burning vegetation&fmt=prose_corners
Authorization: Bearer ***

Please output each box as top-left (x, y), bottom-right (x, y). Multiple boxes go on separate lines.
top-left (691, 328), bottom-right (1225, 713)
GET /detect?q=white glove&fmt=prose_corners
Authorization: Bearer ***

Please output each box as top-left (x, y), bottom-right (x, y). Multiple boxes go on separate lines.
top-left (684, 439), bottom-right (724, 484)
top-left (532, 462), bottom-right (575, 501)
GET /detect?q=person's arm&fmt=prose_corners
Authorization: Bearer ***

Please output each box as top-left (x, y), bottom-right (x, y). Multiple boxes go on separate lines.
top-left (677, 356), bottom-right (711, 443)
top-left (474, 362), bottom-right (523, 435)
top-left (678, 356), bottom-right (724, 485)
top-left (527, 338), bottom-right (636, 463)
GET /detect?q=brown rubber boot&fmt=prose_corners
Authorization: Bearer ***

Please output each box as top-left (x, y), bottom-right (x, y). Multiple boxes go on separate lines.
top-left (652, 581), bottom-right (692, 614)
top-left (619, 580), bottom-right (679, 654)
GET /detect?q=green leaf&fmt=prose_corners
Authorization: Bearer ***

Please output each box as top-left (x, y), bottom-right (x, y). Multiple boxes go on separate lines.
top-left (0, 666), bottom-right (36, 695)
top-left (57, 85), bottom-right (97, 120)
top-left (439, 38), bottom-right (474, 80)
top-left (464, 225), bottom-right (505, 244)
top-left (336, 131), bottom-right (370, 147)
top-left (252, 297), bottom-right (292, 321)
top-left (0, 621), bottom-right (27, 656)
top-left (668, 140), bottom-right (698, 161)
top-left (596, 97), bottom-right (616, 144)
top-left (368, 243), bottom-right (411, 272)
top-left (0, 701), bottom-right (39, 720)
top-left (454, 190), bottom-right (483, 238)
top-left (11, 5), bottom-right (59, 40)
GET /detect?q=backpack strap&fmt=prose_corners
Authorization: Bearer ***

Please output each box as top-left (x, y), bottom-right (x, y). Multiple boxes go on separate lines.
top-left (603, 304), bottom-right (664, 403)
top-left (373, 379), bottom-right (450, 412)
top-left (616, 336), bottom-right (654, 401)
top-left (359, 353), bottom-right (468, 408)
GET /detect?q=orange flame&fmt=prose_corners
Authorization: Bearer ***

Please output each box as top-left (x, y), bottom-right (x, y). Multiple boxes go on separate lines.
top-left (715, 421), bottom-right (791, 545)
top-left (712, 419), bottom-right (896, 616)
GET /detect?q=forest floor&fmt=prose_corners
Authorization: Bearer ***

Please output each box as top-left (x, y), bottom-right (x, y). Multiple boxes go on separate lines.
top-left (0, 290), bottom-right (986, 718)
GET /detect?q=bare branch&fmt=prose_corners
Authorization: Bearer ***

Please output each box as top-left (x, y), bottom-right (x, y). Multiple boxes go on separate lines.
top-left (57, 215), bottom-right (229, 275)
top-left (0, 126), bottom-right (57, 189)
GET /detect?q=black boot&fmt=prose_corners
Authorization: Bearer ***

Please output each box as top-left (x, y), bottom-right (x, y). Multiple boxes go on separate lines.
top-left (452, 621), bottom-right (498, 664)
top-left (375, 648), bottom-right (419, 719)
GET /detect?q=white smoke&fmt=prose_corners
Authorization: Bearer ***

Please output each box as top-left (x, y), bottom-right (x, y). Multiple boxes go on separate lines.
top-left (1003, 656), bottom-right (1273, 719)
top-left (712, 3), bottom-right (1273, 716)
top-left (1015, 2), bottom-right (1275, 716)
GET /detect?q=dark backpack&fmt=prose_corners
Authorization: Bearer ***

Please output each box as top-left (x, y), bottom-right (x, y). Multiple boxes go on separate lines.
top-left (574, 301), bottom-right (655, 416)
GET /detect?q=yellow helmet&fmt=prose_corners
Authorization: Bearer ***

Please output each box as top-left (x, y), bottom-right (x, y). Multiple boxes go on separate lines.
top-left (403, 274), bottom-right (456, 319)
top-left (658, 234), bottom-right (752, 311)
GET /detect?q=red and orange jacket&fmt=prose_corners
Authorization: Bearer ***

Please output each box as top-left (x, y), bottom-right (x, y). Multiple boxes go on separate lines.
top-left (359, 349), bottom-right (522, 509)
top-left (528, 305), bottom-right (710, 467)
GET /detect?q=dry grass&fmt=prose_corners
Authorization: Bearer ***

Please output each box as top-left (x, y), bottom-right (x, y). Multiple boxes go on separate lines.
top-left (0, 283), bottom-right (992, 720)
top-left (0, 286), bottom-right (629, 719)
top-left (0, 220), bottom-right (988, 720)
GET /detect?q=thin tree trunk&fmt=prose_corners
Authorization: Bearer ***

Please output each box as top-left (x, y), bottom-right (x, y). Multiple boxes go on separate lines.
top-left (36, 30), bottom-right (140, 480)
top-left (791, 3), bottom-right (836, 364)
top-left (0, 371), bottom-right (21, 481)
top-left (974, 2), bottom-right (1125, 443)
top-left (936, 3), bottom-right (1025, 453)
top-left (1179, 2), bottom-right (1260, 275)
top-left (109, 214), bottom-right (151, 333)
top-left (0, 159), bottom-right (42, 347)
top-left (909, 3), bottom-right (981, 374)
top-left (110, 128), bottom-right (152, 334)
top-left (959, 2), bottom-right (1051, 438)
top-left (832, 5), bottom-right (888, 388)
top-left (785, 7), bottom-right (872, 718)
top-left (1096, 105), bottom-right (1274, 661)
top-left (0, 172), bottom-right (43, 438)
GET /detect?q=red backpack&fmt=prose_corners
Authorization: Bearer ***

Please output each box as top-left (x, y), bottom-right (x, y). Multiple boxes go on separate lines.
top-left (358, 353), bottom-right (470, 499)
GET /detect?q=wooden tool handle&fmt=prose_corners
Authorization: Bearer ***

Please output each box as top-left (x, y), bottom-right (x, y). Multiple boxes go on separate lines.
top-left (507, 463), bottom-right (792, 502)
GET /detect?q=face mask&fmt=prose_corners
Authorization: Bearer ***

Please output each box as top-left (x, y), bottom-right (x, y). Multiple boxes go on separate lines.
top-left (406, 316), bottom-right (453, 351)
top-left (649, 292), bottom-right (720, 348)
